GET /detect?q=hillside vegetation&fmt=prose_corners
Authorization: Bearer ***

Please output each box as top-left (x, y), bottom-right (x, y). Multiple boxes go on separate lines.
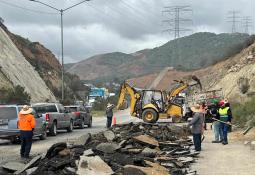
top-left (68, 32), bottom-right (255, 82)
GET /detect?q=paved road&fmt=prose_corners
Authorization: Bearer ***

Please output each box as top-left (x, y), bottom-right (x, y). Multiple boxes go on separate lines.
top-left (0, 109), bottom-right (140, 165)
top-left (191, 127), bottom-right (255, 175)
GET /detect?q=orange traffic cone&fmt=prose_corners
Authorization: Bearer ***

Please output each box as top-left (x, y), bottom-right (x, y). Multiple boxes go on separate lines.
top-left (112, 116), bottom-right (117, 126)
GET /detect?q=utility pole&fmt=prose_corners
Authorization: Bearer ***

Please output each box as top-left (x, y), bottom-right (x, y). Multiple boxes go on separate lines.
top-left (242, 16), bottom-right (252, 34)
top-left (162, 5), bottom-right (192, 39)
top-left (30, 0), bottom-right (90, 101)
top-left (227, 10), bottom-right (241, 33)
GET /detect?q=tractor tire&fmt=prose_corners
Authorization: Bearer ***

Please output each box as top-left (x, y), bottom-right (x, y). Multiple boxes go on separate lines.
top-left (142, 108), bottom-right (158, 123)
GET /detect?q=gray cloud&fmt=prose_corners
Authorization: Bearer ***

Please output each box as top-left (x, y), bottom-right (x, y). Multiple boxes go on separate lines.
top-left (0, 0), bottom-right (254, 63)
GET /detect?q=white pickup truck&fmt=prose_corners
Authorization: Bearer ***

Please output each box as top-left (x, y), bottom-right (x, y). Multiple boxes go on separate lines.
top-left (32, 103), bottom-right (74, 136)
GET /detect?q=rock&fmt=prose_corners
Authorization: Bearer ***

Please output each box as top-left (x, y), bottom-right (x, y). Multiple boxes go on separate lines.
top-left (244, 141), bottom-right (250, 146)
top-left (46, 142), bottom-right (67, 159)
top-left (74, 133), bottom-right (91, 146)
top-left (142, 147), bottom-right (158, 157)
top-left (178, 157), bottom-right (194, 163)
top-left (250, 141), bottom-right (255, 150)
top-left (77, 156), bottom-right (113, 175)
top-left (58, 148), bottom-right (71, 156)
top-left (123, 161), bottom-right (170, 175)
top-left (25, 167), bottom-right (38, 175)
top-left (2, 162), bottom-right (25, 172)
top-left (119, 140), bottom-right (127, 147)
top-left (83, 149), bottom-right (94, 156)
top-left (103, 130), bottom-right (115, 141)
top-left (96, 143), bottom-right (120, 154)
top-left (133, 135), bottom-right (159, 147)
top-left (65, 167), bottom-right (76, 173)
top-left (122, 148), bottom-right (142, 154)
top-left (14, 155), bottom-right (42, 175)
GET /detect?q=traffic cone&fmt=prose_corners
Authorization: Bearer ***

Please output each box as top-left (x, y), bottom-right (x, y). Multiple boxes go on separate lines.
top-left (112, 116), bottom-right (117, 126)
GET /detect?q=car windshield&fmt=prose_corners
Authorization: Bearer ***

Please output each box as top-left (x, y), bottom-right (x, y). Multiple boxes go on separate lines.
top-left (33, 105), bottom-right (58, 114)
top-left (65, 107), bottom-right (78, 112)
top-left (0, 107), bottom-right (17, 120)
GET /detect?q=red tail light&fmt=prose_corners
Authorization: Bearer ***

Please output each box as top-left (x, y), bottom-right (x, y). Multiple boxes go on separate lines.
top-left (72, 112), bottom-right (81, 116)
top-left (45, 113), bottom-right (50, 121)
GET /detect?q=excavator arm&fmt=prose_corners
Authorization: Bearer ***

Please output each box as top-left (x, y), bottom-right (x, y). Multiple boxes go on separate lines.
top-left (169, 75), bottom-right (202, 97)
top-left (117, 81), bottom-right (140, 116)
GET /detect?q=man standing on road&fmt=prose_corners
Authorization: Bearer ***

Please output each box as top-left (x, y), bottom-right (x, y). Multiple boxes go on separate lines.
top-left (18, 105), bottom-right (36, 159)
top-left (106, 103), bottom-right (115, 128)
top-left (218, 100), bottom-right (232, 145)
top-left (211, 99), bottom-right (222, 143)
top-left (188, 104), bottom-right (204, 151)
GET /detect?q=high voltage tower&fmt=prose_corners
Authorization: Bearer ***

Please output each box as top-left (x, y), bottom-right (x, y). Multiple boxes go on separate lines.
top-left (242, 16), bottom-right (252, 34)
top-left (162, 5), bottom-right (193, 39)
top-left (227, 10), bottom-right (241, 33)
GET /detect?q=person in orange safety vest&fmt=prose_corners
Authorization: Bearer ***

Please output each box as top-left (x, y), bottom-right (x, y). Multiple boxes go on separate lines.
top-left (18, 105), bottom-right (36, 159)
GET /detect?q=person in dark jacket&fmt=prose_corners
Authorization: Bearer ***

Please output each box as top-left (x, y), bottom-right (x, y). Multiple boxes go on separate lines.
top-left (210, 100), bottom-right (222, 143)
top-left (106, 103), bottom-right (115, 128)
top-left (218, 100), bottom-right (232, 145)
top-left (188, 104), bottom-right (204, 151)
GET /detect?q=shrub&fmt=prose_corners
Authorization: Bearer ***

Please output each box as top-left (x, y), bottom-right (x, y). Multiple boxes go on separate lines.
top-left (237, 77), bottom-right (250, 94)
top-left (0, 85), bottom-right (31, 104)
top-left (232, 97), bottom-right (255, 127)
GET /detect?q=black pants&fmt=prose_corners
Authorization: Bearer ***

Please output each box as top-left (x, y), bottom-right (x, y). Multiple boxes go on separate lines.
top-left (106, 116), bottom-right (112, 128)
top-left (20, 131), bottom-right (33, 158)
top-left (193, 133), bottom-right (202, 151)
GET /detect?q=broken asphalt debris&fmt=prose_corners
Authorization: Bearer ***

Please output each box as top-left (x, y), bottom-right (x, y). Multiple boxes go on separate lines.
top-left (1, 122), bottom-right (198, 175)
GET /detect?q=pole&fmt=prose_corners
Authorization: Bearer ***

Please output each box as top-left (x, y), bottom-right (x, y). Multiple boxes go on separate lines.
top-left (60, 10), bottom-right (64, 101)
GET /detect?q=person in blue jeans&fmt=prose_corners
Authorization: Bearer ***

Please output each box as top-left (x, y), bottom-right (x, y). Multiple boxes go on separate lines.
top-left (218, 100), bottom-right (232, 145)
top-left (210, 100), bottom-right (223, 143)
top-left (188, 104), bottom-right (204, 151)
top-left (106, 103), bottom-right (115, 128)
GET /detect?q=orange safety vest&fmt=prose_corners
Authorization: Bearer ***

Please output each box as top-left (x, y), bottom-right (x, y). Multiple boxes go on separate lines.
top-left (18, 113), bottom-right (36, 131)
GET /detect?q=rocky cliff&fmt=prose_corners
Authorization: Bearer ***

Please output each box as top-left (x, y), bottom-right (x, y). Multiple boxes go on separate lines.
top-left (0, 27), bottom-right (56, 102)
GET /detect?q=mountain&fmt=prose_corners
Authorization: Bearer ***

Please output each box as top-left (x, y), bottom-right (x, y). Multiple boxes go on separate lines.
top-left (129, 41), bottom-right (255, 103)
top-left (0, 25), bottom-right (56, 102)
top-left (67, 32), bottom-right (255, 82)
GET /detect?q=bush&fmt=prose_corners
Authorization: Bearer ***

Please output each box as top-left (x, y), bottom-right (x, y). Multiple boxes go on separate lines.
top-left (0, 85), bottom-right (31, 104)
top-left (232, 97), bottom-right (255, 127)
top-left (237, 77), bottom-right (250, 94)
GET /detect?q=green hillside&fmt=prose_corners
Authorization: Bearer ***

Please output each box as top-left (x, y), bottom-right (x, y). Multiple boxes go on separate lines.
top-left (68, 32), bottom-right (255, 82)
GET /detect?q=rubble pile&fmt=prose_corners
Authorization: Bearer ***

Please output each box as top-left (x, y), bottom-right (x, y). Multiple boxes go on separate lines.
top-left (7, 122), bottom-right (198, 175)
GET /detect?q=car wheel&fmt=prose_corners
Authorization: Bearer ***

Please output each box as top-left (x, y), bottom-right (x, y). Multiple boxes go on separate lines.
top-left (39, 130), bottom-right (47, 140)
top-left (88, 118), bottom-right (92, 128)
top-left (67, 121), bottom-right (73, 132)
top-left (79, 120), bottom-right (85, 129)
top-left (10, 137), bottom-right (20, 144)
top-left (142, 108), bottom-right (158, 123)
top-left (49, 122), bottom-right (57, 136)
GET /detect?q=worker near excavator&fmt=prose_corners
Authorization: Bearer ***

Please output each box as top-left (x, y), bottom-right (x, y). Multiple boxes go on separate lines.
top-left (210, 99), bottom-right (222, 143)
top-left (18, 105), bottom-right (36, 159)
top-left (218, 100), bottom-right (232, 145)
top-left (106, 103), bottom-right (115, 128)
top-left (188, 104), bottom-right (204, 151)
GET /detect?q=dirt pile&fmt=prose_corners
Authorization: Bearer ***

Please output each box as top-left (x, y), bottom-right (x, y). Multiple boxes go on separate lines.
top-left (2, 123), bottom-right (199, 175)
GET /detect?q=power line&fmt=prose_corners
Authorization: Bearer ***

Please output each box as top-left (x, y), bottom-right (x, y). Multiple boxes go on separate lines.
top-left (162, 5), bottom-right (193, 39)
top-left (242, 16), bottom-right (252, 34)
top-left (0, 0), bottom-right (57, 15)
top-left (227, 10), bottom-right (241, 33)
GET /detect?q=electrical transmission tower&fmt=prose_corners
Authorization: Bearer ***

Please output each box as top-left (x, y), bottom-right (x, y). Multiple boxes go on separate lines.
top-left (227, 11), bottom-right (241, 33)
top-left (242, 16), bottom-right (252, 34)
top-left (162, 5), bottom-right (193, 39)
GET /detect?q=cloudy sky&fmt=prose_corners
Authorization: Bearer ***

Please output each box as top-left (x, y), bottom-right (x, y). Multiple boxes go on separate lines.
top-left (0, 0), bottom-right (254, 63)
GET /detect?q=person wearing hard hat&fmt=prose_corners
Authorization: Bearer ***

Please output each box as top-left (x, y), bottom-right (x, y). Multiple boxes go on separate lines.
top-left (18, 105), bottom-right (36, 159)
top-left (188, 104), bottom-right (204, 151)
top-left (106, 103), bottom-right (115, 128)
top-left (218, 100), bottom-right (232, 145)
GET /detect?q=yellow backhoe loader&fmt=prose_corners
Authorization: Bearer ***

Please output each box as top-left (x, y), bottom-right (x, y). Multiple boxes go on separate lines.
top-left (116, 76), bottom-right (202, 123)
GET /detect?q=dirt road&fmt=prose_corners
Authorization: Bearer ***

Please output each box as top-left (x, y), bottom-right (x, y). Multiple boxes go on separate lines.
top-left (192, 127), bottom-right (255, 175)
top-left (0, 109), bottom-right (139, 165)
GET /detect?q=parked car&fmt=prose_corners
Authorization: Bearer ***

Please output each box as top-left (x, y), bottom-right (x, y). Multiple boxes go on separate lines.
top-left (32, 103), bottom-right (74, 136)
top-left (0, 105), bottom-right (47, 143)
top-left (64, 105), bottom-right (92, 129)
